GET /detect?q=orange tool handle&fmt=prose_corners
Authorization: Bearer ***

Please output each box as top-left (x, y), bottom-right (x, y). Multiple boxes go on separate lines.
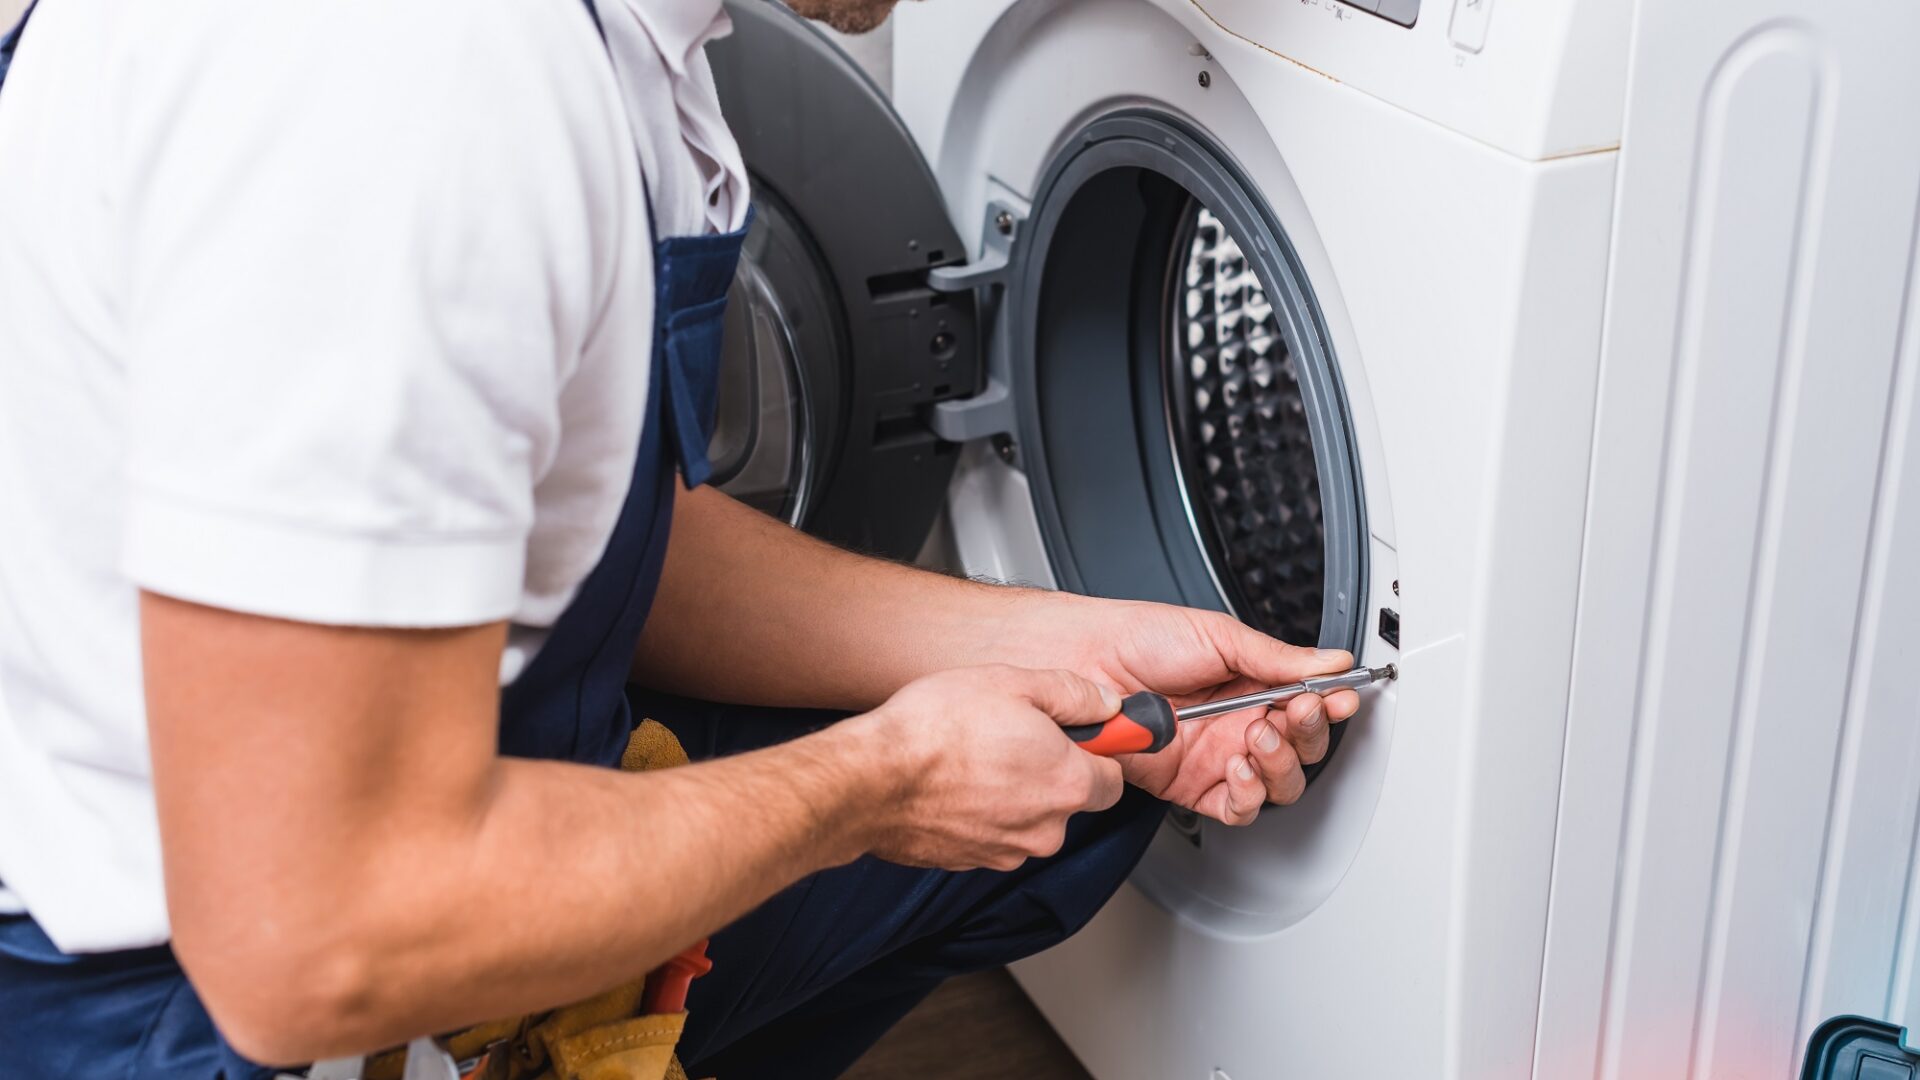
top-left (1066, 692), bottom-right (1178, 756)
top-left (641, 938), bottom-right (713, 1014)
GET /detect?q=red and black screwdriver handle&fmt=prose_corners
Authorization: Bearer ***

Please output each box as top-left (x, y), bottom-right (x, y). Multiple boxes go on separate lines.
top-left (1065, 692), bottom-right (1179, 756)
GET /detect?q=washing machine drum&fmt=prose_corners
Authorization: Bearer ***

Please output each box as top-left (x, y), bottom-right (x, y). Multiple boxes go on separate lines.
top-left (1166, 207), bottom-right (1338, 647)
top-left (709, 8), bottom-right (1365, 721)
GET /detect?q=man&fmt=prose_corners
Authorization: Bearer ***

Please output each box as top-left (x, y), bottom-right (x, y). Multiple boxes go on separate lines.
top-left (0, 0), bottom-right (1359, 1076)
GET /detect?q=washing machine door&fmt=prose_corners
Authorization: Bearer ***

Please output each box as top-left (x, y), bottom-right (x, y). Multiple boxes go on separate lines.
top-left (706, 0), bottom-right (978, 559)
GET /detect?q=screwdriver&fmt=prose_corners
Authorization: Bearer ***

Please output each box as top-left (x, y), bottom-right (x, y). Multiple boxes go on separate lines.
top-left (1066, 664), bottom-right (1398, 757)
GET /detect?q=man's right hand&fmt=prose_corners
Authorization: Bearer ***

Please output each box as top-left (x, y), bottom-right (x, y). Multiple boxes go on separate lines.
top-left (833, 665), bottom-right (1128, 872)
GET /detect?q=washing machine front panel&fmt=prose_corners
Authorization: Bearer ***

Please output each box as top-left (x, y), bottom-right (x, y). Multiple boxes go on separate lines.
top-left (894, 0), bottom-right (1630, 167)
top-left (910, 0), bottom-right (1618, 1074)
top-left (707, 0), bottom-right (979, 560)
top-left (1187, 0), bottom-right (1628, 161)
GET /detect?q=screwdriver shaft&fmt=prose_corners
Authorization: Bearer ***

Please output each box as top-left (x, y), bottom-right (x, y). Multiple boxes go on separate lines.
top-left (1175, 664), bottom-right (1397, 723)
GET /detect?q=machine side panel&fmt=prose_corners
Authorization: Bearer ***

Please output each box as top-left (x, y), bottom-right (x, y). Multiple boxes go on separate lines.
top-left (1535, 4), bottom-right (1920, 1078)
top-left (1812, 194), bottom-right (1920, 1052)
top-left (1443, 152), bottom-right (1616, 1080)
top-left (931, 0), bottom-right (1614, 1075)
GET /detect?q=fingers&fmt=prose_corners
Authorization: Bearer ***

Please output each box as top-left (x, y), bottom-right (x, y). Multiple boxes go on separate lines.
top-left (1210, 754), bottom-right (1266, 824)
top-left (1278, 693), bottom-right (1331, 765)
top-left (1245, 715), bottom-right (1308, 804)
top-left (1076, 756), bottom-right (1126, 813)
top-left (988, 665), bottom-right (1124, 810)
top-left (1001, 666), bottom-right (1124, 727)
top-left (1323, 688), bottom-right (1361, 721)
top-left (1202, 612), bottom-right (1353, 687)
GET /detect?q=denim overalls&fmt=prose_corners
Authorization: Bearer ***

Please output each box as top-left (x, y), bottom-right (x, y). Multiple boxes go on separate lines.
top-left (0, 3), bottom-right (1164, 1076)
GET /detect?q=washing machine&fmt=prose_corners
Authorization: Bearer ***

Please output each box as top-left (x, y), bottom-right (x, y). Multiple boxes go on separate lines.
top-left (706, 0), bottom-right (1920, 1075)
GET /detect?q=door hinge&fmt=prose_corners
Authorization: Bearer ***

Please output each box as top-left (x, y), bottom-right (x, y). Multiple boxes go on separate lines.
top-left (926, 200), bottom-right (1025, 444)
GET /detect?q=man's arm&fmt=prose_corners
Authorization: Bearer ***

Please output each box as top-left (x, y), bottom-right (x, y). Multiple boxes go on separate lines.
top-left (634, 486), bottom-right (1367, 821)
top-left (144, 594), bottom-right (1122, 1065)
top-left (633, 484), bottom-right (1030, 710)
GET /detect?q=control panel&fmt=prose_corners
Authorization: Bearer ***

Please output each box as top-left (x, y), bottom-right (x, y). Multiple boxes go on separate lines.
top-left (1342, 0), bottom-right (1419, 28)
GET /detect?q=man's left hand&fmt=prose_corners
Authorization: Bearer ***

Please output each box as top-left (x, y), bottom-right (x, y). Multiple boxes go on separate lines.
top-left (1000, 594), bottom-right (1362, 825)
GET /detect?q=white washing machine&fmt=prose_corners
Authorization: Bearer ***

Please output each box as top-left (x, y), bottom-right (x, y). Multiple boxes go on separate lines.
top-left (706, 0), bottom-right (1920, 1075)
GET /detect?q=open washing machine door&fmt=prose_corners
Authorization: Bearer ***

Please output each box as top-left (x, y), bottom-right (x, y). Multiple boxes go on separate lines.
top-left (705, 0), bottom-right (979, 559)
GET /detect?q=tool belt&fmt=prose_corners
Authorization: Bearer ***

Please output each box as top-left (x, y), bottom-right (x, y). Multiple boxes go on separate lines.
top-left (339, 720), bottom-right (711, 1080)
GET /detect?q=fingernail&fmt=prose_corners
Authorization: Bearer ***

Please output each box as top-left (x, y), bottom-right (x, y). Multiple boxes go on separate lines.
top-left (1099, 687), bottom-right (1123, 714)
top-left (1233, 756), bottom-right (1256, 781)
top-left (1255, 722), bottom-right (1282, 752)
top-left (1315, 648), bottom-right (1353, 664)
top-left (1300, 707), bottom-right (1326, 735)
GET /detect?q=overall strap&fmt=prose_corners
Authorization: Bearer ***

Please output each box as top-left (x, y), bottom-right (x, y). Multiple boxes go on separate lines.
top-left (0, 0), bottom-right (38, 92)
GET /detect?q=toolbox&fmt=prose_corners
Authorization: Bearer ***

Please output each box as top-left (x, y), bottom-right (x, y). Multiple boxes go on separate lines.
top-left (1805, 1017), bottom-right (1920, 1080)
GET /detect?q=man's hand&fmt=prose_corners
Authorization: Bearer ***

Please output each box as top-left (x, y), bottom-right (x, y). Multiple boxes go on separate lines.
top-left (994, 595), bottom-right (1362, 824)
top-left (848, 666), bottom-right (1126, 871)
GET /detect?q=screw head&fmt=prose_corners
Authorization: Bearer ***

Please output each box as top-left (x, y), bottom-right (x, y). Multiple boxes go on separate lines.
top-left (994, 210), bottom-right (1014, 236)
top-left (1197, 70), bottom-right (1212, 89)
top-left (929, 330), bottom-right (956, 357)
top-left (992, 434), bottom-right (1017, 464)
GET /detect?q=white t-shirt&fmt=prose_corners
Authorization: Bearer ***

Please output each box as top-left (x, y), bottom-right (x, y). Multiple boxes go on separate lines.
top-left (0, 0), bottom-right (745, 953)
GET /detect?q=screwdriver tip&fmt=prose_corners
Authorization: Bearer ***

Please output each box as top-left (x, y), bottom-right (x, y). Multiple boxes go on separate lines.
top-left (1377, 664), bottom-right (1398, 682)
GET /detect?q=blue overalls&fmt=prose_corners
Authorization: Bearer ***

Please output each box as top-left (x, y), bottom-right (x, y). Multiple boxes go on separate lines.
top-left (0, 3), bottom-right (1164, 1077)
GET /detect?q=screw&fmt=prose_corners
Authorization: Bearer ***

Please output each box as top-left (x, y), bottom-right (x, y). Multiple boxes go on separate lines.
top-left (1392, 579), bottom-right (1400, 596)
top-left (992, 434), bottom-right (1017, 464)
top-left (994, 210), bottom-right (1014, 236)
top-left (1197, 70), bottom-right (1211, 89)
top-left (929, 330), bottom-right (956, 356)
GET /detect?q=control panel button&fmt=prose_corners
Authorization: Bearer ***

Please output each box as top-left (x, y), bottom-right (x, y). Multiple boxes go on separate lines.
top-left (1372, 0), bottom-right (1419, 27)
top-left (1449, 0), bottom-right (1493, 51)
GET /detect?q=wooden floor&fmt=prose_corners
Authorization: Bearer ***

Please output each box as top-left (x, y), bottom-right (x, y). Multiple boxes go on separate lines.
top-left (844, 968), bottom-right (1091, 1080)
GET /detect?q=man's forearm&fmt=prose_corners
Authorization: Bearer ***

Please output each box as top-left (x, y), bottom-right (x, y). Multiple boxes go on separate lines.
top-left (632, 486), bottom-right (1050, 709)
top-left (174, 718), bottom-right (894, 1064)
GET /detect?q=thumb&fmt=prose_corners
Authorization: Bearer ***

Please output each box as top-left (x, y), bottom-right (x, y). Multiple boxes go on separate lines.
top-left (1008, 667), bottom-right (1124, 728)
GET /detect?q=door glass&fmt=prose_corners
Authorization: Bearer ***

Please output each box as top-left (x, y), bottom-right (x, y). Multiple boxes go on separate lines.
top-left (711, 242), bottom-right (812, 524)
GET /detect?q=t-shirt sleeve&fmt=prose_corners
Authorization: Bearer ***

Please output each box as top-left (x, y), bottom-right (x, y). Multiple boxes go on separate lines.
top-left (118, 0), bottom-right (634, 627)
